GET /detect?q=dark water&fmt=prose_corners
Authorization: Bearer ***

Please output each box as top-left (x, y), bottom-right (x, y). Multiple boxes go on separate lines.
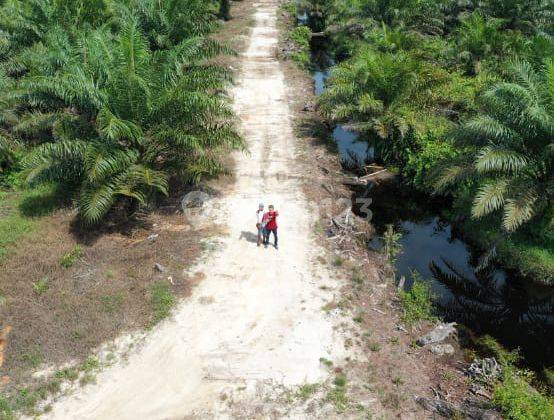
top-left (311, 52), bottom-right (554, 369)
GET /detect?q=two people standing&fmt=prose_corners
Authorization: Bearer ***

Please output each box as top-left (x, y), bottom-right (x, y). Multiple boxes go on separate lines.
top-left (256, 203), bottom-right (279, 249)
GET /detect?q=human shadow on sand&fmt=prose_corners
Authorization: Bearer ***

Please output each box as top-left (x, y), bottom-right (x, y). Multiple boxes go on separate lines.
top-left (239, 231), bottom-right (258, 243)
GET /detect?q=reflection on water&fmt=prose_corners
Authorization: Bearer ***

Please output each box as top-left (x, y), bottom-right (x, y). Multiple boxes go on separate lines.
top-left (368, 189), bottom-right (554, 367)
top-left (432, 257), bottom-right (554, 366)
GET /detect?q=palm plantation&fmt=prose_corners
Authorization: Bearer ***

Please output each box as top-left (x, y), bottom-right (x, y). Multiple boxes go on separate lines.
top-left (0, 0), bottom-right (242, 223)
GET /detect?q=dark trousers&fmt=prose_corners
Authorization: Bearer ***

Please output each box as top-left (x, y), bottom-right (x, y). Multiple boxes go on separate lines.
top-left (264, 228), bottom-right (278, 246)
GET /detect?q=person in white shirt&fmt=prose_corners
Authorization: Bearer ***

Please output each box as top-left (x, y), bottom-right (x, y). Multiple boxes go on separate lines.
top-left (256, 203), bottom-right (265, 247)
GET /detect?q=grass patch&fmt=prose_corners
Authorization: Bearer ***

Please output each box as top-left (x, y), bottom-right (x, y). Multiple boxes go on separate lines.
top-left (0, 396), bottom-right (14, 419)
top-left (319, 357), bottom-right (333, 368)
top-left (333, 373), bottom-right (347, 387)
top-left (149, 282), bottom-right (175, 324)
top-left (369, 342), bottom-right (381, 352)
top-left (0, 184), bottom-right (68, 260)
top-left (476, 336), bottom-right (554, 419)
top-left (353, 313), bottom-right (364, 323)
top-left (59, 245), bottom-right (83, 268)
top-left (296, 383), bottom-right (320, 400)
top-left (325, 374), bottom-right (349, 412)
top-left (79, 373), bottom-right (96, 386)
top-left (100, 293), bottom-right (124, 314)
top-left (332, 255), bottom-right (345, 267)
top-left (493, 368), bottom-right (554, 420)
top-left (399, 273), bottom-right (436, 325)
top-left (80, 356), bottom-right (100, 372)
top-left (32, 277), bottom-right (49, 295)
top-left (55, 367), bottom-right (79, 382)
top-left (20, 347), bottom-right (43, 368)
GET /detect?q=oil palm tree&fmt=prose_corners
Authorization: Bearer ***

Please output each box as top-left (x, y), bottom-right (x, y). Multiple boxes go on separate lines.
top-left (437, 60), bottom-right (554, 232)
top-left (319, 46), bottom-right (456, 164)
top-left (16, 19), bottom-right (242, 224)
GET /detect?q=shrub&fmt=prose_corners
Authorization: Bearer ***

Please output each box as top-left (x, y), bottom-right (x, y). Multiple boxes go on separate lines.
top-left (493, 369), bottom-right (554, 420)
top-left (399, 273), bottom-right (436, 325)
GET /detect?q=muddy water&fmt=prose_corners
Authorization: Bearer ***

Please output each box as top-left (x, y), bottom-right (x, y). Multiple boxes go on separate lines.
top-left (311, 54), bottom-right (554, 369)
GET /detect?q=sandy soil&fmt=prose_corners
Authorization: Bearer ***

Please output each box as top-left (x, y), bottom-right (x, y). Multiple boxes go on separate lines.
top-left (46, 1), bottom-right (350, 418)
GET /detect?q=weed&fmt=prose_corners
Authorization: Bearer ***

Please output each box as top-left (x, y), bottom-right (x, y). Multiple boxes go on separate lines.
top-left (296, 383), bottom-right (319, 400)
top-left (79, 373), bottom-right (96, 386)
top-left (69, 330), bottom-right (83, 341)
top-left (382, 391), bottom-right (402, 409)
top-left (333, 374), bottom-right (347, 387)
top-left (392, 376), bottom-right (403, 386)
top-left (351, 274), bottom-right (364, 286)
top-left (32, 277), bottom-right (49, 295)
top-left (325, 387), bottom-right (349, 412)
top-left (45, 380), bottom-right (61, 394)
top-left (0, 291), bottom-right (6, 307)
top-left (80, 356), bottom-right (100, 372)
top-left (319, 285), bottom-right (330, 290)
top-left (493, 368), bottom-right (554, 419)
top-left (389, 336), bottom-right (399, 345)
top-left (399, 273), bottom-right (436, 325)
top-left (60, 245), bottom-right (83, 268)
top-left (15, 388), bottom-right (39, 413)
top-left (442, 370), bottom-right (456, 382)
top-left (353, 314), bottom-right (364, 323)
top-left (20, 347), bottom-right (43, 368)
top-left (382, 224), bottom-right (402, 264)
top-left (369, 342), bottom-right (381, 352)
top-left (313, 220), bottom-right (324, 235)
top-left (344, 338), bottom-right (353, 349)
top-left (100, 293), bottom-right (124, 314)
top-left (105, 269), bottom-right (114, 279)
top-left (149, 282), bottom-right (176, 324)
top-left (321, 302), bottom-right (335, 312)
top-left (332, 255), bottom-right (345, 267)
top-left (0, 396), bottom-right (14, 419)
top-left (476, 335), bottom-right (520, 366)
top-left (319, 357), bottom-right (333, 368)
top-left (55, 367), bottom-right (79, 382)
top-left (325, 374), bottom-right (349, 412)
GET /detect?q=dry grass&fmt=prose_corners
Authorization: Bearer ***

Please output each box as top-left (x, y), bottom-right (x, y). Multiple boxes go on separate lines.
top-left (0, 209), bottom-right (219, 391)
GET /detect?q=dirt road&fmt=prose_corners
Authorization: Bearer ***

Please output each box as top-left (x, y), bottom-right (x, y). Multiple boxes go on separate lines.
top-left (47, 1), bottom-right (346, 418)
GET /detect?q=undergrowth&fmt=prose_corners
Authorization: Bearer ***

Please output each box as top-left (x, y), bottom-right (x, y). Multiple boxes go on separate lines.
top-left (398, 272), bottom-right (436, 325)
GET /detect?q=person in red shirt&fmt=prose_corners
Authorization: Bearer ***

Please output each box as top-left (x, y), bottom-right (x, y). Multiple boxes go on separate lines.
top-left (263, 205), bottom-right (279, 249)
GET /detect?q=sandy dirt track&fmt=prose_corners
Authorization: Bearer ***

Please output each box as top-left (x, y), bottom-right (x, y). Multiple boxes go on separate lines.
top-left (46, 1), bottom-right (346, 418)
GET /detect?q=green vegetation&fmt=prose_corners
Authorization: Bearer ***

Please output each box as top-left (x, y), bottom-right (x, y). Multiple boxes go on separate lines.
top-left (100, 293), bottom-right (124, 314)
top-left (398, 273), bottom-right (436, 325)
top-left (382, 224), bottom-right (402, 265)
top-left (296, 383), bottom-right (320, 400)
top-left (494, 369), bottom-right (554, 419)
top-left (0, 0), bottom-right (243, 225)
top-left (0, 184), bottom-right (65, 260)
top-left (325, 373), bottom-right (349, 412)
top-left (301, 0), bottom-right (554, 284)
top-left (475, 335), bottom-right (554, 419)
top-left (149, 281), bottom-right (176, 324)
top-left (32, 277), bottom-right (49, 296)
top-left (59, 245), bottom-right (83, 268)
top-left (281, 2), bottom-right (312, 69)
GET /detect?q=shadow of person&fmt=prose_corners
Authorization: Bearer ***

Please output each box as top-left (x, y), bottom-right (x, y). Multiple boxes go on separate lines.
top-left (239, 231), bottom-right (258, 243)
